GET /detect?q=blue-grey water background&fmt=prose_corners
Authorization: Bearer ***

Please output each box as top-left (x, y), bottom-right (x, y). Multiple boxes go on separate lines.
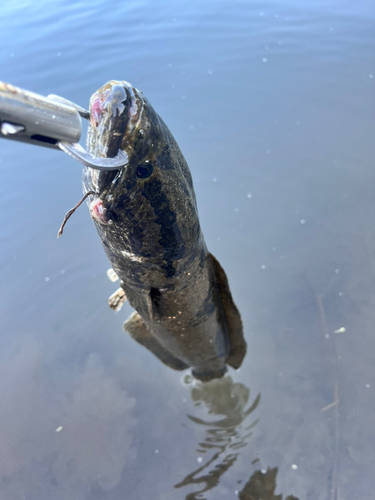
top-left (1, 1), bottom-right (375, 499)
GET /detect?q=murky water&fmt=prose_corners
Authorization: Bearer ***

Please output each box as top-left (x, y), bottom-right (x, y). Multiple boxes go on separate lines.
top-left (1, 0), bottom-right (375, 498)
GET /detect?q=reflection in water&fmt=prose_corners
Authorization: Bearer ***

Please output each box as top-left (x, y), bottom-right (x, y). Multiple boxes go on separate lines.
top-left (0, 340), bottom-right (136, 500)
top-left (176, 376), bottom-right (299, 500)
top-left (175, 375), bottom-right (260, 499)
top-left (239, 467), bottom-right (299, 500)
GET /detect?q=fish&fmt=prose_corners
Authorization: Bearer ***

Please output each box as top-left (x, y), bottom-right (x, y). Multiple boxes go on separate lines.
top-left (82, 80), bottom-right (246, 382)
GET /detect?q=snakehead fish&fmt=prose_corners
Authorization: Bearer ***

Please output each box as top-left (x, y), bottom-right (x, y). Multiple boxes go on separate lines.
top-left (83, 80), bottom-right (246, 381)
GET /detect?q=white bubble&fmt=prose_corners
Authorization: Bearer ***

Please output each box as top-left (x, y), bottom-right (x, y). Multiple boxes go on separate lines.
top-left (181, 95), bottom-right (186, 100)
top-left (197, 457), bottom-right (203, 463)
top-left (261, 264), bottom-right (266, 270)
top-left (155, 450), bottom-right (159, 454)
top-left (334, 327), bottom-right (346, 334)
top-left (213, 177), bottom-right (217, 182)
top-left (291, 464), bottom-right (298, 470)
top-left (168, 63), bottom-right (173, 67)
top-left (259, 11), bottom-right (264, 16)
top-left (366, 384), bottom-right (370, 389)
top-left (55, 426), bottom-right (63, 433)
top-left (262, 57), bottom-right (268, 63)
top-left (338, 292), bottom-right (343, 297)
top-left (208, 70), bottom-right (213, 75)
top-left (261, 469), bottom-right (266, 474)
top-left (234, 207), bottom-right (239, 212)
top-left (44, 277), bottom-right (50, 282)
top-left (247, 193), bottom-right (252, 198)
top-left (369, 74), bottom-right (374, 79)
top-left (300, 219), bottom-right (306, 224)
top-left (335, 269), bottom-right (340, 273)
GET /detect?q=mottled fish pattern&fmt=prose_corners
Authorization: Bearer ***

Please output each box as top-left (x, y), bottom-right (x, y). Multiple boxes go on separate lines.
top-left (82, 81), bottom-right (246, 381)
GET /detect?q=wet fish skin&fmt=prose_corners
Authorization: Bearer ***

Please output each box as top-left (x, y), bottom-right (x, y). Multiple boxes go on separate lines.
top-left (83, 80), bottom-right (246, 381)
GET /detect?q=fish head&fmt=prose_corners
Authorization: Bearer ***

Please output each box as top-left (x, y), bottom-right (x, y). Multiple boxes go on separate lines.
top-left (83, 80), bottom-right (202, 277)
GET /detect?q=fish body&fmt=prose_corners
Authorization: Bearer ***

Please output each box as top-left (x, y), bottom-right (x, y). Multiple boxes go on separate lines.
top-left (83, 81), bottom-right (246, 381)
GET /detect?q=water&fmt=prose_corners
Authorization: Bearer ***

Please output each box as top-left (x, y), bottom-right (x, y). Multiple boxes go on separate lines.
top-left (1, 0), bottom-right (375, 498)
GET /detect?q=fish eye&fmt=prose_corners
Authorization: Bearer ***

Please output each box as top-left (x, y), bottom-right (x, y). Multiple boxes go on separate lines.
top-left (136, 163), bottom-right (153, 179)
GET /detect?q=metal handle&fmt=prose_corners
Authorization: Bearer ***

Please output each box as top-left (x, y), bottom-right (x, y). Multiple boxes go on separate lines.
top-left (0, 82), bottom-right (129, 170)
top-left (0, 82), bottom-right (81, 149)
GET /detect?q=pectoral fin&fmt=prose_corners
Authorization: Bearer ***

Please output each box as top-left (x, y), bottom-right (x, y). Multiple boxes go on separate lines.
top-left (107, 268), bottom-right (119, 282)
top-left (108, 287), bottom-right (127, 311)
top-left (209, 253), bottom-right (247, 369)
top-left (124, 312), bottom-right (189, 371)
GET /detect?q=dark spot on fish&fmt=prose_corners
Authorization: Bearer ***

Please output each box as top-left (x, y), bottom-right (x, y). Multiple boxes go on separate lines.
top-left (150, 287), bottom-right (162, 315)
top-left (156, 145), bottom-right (174, 170)
top-left (142, 179), bottom-right (185, 277)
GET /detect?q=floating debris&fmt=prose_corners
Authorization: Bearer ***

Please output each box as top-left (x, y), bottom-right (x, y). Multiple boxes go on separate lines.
top-left (334, 327), bottom-right (346, 334)
top-left (291, 464), bottom-right (298, 470)
top-left (55, 426), bottom-right (63, 433)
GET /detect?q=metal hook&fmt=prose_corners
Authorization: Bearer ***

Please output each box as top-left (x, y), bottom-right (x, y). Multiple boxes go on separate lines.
top-left (48, 94), bottom-right (129, 171)
top-left (58, 141), bottom-right (128, 170)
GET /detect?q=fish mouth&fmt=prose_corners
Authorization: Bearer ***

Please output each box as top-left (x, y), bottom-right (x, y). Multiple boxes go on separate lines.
top-left (86, 80), bottom-right (143, 161)
top-left (84, 81), bottom-right (145, 209)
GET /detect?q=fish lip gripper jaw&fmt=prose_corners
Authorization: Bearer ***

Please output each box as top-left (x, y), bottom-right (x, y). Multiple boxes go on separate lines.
top-left (0, 82), bottom-right (128, 171)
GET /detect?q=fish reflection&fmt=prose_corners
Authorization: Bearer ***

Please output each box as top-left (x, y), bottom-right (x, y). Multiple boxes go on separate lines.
top-left (239, 467), bottom-right (299, 500)
top-left (175, 376), bottom-right (299, 500)
top-left (175, 375), bottom-right (260, 499)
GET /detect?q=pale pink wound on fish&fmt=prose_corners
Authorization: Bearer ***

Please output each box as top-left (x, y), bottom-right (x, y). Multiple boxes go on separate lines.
top-left (90, 96), bottom-right (102, 127)
top-left (89, 198), bottom-right (110, 225)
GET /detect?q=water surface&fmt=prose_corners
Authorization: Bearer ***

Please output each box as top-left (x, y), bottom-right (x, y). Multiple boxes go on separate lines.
top-left (0, 1), bottom-right (375, 499)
